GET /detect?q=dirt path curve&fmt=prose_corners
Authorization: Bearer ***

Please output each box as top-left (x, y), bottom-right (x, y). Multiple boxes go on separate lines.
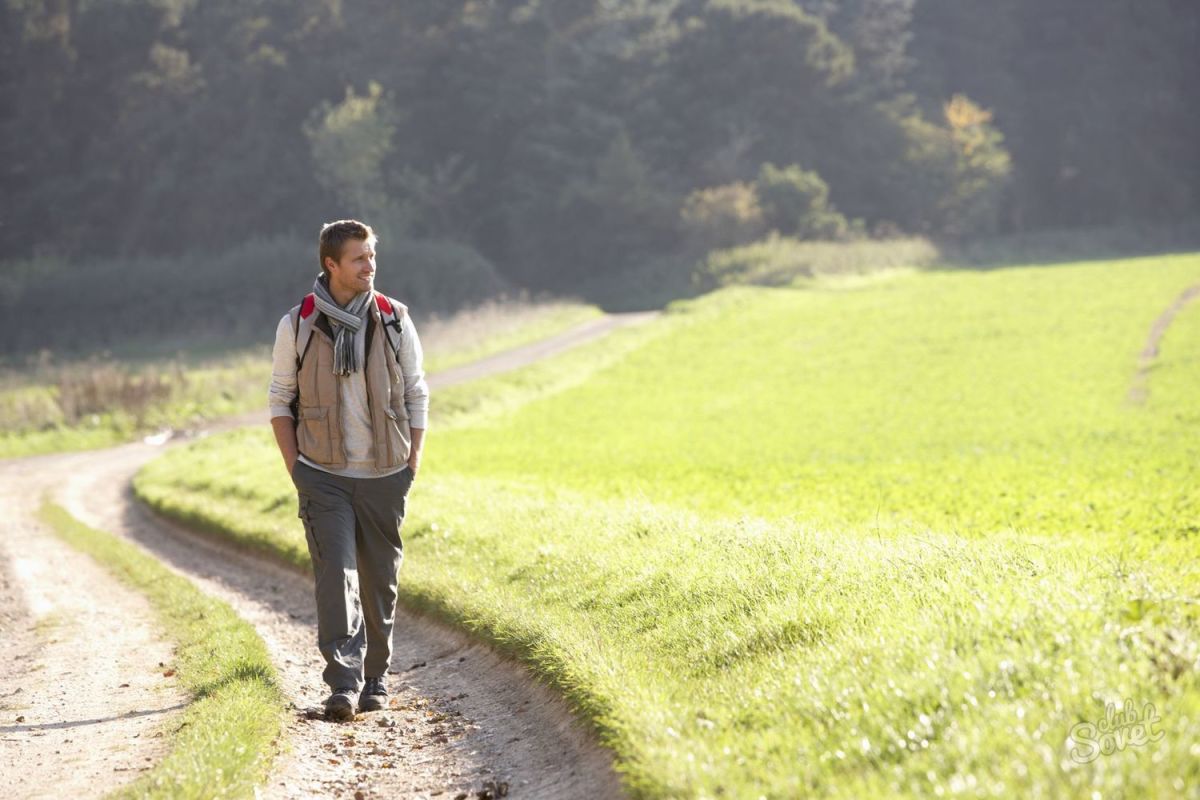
top-left (0, 457), bottom-right (186, 798)
top-left (0, 310), bottom-right (658, 799)
top-left (1127, 282), bottom-right (1200, 405)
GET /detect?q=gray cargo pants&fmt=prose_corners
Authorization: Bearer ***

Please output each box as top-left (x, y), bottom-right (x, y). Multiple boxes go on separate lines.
top-left (291, 459), bottom-right (414, 691)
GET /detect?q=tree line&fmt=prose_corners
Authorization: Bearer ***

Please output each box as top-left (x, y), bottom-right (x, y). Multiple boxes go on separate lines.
top-left (3, 0), bottom-right (1197, 291)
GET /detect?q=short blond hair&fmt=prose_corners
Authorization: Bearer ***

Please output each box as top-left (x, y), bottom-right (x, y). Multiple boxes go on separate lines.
top-left (318, 219), bottom-right (377, 276)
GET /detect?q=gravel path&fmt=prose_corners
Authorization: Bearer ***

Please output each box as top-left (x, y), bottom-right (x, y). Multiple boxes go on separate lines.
top-left (0, 311), bottom-right (657, 798)
top-left (0, 455), bottom-right (185, 798)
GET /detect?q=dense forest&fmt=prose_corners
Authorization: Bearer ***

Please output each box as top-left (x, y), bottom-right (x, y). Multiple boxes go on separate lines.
top-left (3, 0), bottom-right (1198, 292)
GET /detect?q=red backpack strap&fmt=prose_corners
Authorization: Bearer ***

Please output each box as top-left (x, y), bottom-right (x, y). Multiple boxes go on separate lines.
top-left (373, 291), bottom-right (405, 365)
top-left (374, 293), bottom-right (392, 317)
top-left (292, 293), bottom-right (317, 372)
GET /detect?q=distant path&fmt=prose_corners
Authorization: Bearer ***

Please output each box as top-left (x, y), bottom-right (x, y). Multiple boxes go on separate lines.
top-left (207, 310), bottom-right (660, 434)
top-left (0, 310), bottom-right (659, 798)
top-left (427, 311), bottom-right (659, 390)
top-left (1127, 282), bottom-right (1200, 405)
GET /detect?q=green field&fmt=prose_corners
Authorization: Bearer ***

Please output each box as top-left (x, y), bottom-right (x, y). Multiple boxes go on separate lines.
top-left (135, 252), bottom-right (1200, 798)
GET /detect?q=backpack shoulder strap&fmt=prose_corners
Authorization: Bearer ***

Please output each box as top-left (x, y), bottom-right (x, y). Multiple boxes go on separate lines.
top-left (292, 293), bottom-right (316, 370)
top-left (373, 292), bottom-right (407, 365)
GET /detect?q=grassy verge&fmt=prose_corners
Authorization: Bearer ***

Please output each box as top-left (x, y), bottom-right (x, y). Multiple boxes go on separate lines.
top-left (133, 251), bottom-right (1200, 796)
top-left (420, 297), bottom-right (603, 374)
top-left (39, 501), bottom-right (287, 799)
top-left (0, 298), bottom-right (602, 460)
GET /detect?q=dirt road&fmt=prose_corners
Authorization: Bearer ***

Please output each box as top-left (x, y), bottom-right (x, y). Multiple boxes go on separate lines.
top-left (0, 311), bottom-right (657, 798)
top-left (0, 453), bottom-right (186, 798)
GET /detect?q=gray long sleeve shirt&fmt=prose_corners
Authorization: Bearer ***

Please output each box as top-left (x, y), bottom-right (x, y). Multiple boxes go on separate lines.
top-left (268, 310), bottom-right (429, 479)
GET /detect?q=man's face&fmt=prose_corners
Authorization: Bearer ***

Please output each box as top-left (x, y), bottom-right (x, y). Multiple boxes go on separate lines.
top-left (326, 238), bottom-right (376, 297)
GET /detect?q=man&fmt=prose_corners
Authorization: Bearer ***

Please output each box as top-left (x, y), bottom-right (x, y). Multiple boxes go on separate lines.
top-left (268, 219), bottom-right (429, 721)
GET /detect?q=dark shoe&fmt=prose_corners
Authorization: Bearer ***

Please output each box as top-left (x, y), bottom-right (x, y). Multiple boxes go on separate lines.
top-left (359, 676), bottom-right (389, 712)
top-left (324, 687), bottom-right (357, 721)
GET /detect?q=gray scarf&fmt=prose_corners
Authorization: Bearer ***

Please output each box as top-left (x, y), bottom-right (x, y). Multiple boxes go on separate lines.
top-left (312, 274), bottom-right (372, 375)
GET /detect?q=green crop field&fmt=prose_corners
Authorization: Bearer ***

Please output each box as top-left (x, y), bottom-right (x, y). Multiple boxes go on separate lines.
top-left (135, 252), bottom-right (1200, 798)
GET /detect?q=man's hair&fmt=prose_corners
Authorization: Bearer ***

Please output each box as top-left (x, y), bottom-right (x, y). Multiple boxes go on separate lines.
top-left (318, 219), bottom-right (377, 276)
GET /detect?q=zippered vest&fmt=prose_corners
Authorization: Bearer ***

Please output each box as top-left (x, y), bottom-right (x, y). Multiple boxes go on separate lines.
top-left (287, 292), bottom-right (411, 470)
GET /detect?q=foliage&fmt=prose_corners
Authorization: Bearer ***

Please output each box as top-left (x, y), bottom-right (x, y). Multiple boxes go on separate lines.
top-left (0, 233), bottom-right (509, 361)
top-left (679, 181), bottom-right (766, 253)
top-left (303, 80), bottom-right (404, 225)
top-left (755, 162), bottom-right (855, 240)
top-left (4, 1), bottom-right (1198, 293)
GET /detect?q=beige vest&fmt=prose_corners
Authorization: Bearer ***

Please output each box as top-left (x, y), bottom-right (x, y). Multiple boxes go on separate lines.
top-left (290, 297), bottom-right (411, 470)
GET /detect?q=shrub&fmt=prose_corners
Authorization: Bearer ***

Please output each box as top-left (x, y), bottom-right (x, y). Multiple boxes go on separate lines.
top-left (383, 238), bottom-right (511, 310)
top-left (0, 234), bottom-right (509, 359)
top-left (755, 163), bottom-right (853, 240)
top-left (886, 95), bottom-right (1011, 238)
top-left (679, 182), bottom-right (767, 253)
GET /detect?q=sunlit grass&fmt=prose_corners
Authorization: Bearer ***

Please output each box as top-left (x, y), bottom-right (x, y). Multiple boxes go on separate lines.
top-left (134, 252), bottom-right (1200, 797)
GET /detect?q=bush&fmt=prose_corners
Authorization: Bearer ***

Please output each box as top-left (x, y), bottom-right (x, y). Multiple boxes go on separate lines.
top-left (755, 163), bottom-right (854, 240)
top-left (884, 95), bottom-right (1011, 239)
top-left (382, 238), bottom-right (510, 310)
top-left (679, 182), bottom-right (767, 253)
top-left (0, 234), bottom-right (509, 360)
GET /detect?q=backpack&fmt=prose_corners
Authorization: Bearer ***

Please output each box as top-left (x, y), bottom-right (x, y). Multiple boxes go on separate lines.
top-left (288, 291), bottom-right (406, 421)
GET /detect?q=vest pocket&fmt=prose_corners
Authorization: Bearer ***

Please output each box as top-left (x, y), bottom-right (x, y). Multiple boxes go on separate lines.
top-left (296, 405), bottom-right (333, 463)
top-left (383, 407), bottom-right (411, 467)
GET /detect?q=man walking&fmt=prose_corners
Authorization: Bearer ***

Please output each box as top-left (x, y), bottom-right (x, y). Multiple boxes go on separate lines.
top-left (268, 219), bottom-right (429, 720)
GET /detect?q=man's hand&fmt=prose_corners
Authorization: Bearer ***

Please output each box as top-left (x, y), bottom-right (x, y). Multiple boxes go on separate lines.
top-left (408, 427), bottom-right (425, 477)
top-left (272, 416), bottom-right (300, 479)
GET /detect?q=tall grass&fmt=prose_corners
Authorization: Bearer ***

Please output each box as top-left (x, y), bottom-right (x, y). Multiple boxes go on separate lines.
top-left (0, 293), bottom-right (603, 458)
top-left (693, 233), bottom-right (939, 290)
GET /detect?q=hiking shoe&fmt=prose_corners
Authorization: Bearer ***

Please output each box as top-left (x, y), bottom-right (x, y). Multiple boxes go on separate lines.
top-left (359, 676), bottom-right (389, 712)
top-left (324, 687), bottom-right (357, 721)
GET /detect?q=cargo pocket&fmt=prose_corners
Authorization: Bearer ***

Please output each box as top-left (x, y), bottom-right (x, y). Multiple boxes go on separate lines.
top-left (298, 495), bottom-right (323, 563)
top-left (296, 406), bottom-right (332, 463)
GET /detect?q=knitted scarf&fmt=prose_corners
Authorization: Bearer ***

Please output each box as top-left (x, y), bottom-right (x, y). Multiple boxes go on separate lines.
top-left (312, 274), bottom-right (372, 375)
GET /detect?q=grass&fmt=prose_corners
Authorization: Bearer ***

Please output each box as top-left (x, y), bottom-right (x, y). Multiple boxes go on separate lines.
top-left (0, 295), bottom-right (602, 459)
top-left (133, 251), bottom-right (1200, 797)
top-left (693, 233), bottom-right (939, 290)
top-left (39, 501), bottom-right (287, 799)
top-left (418, 292), bottom-right (603, 374)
